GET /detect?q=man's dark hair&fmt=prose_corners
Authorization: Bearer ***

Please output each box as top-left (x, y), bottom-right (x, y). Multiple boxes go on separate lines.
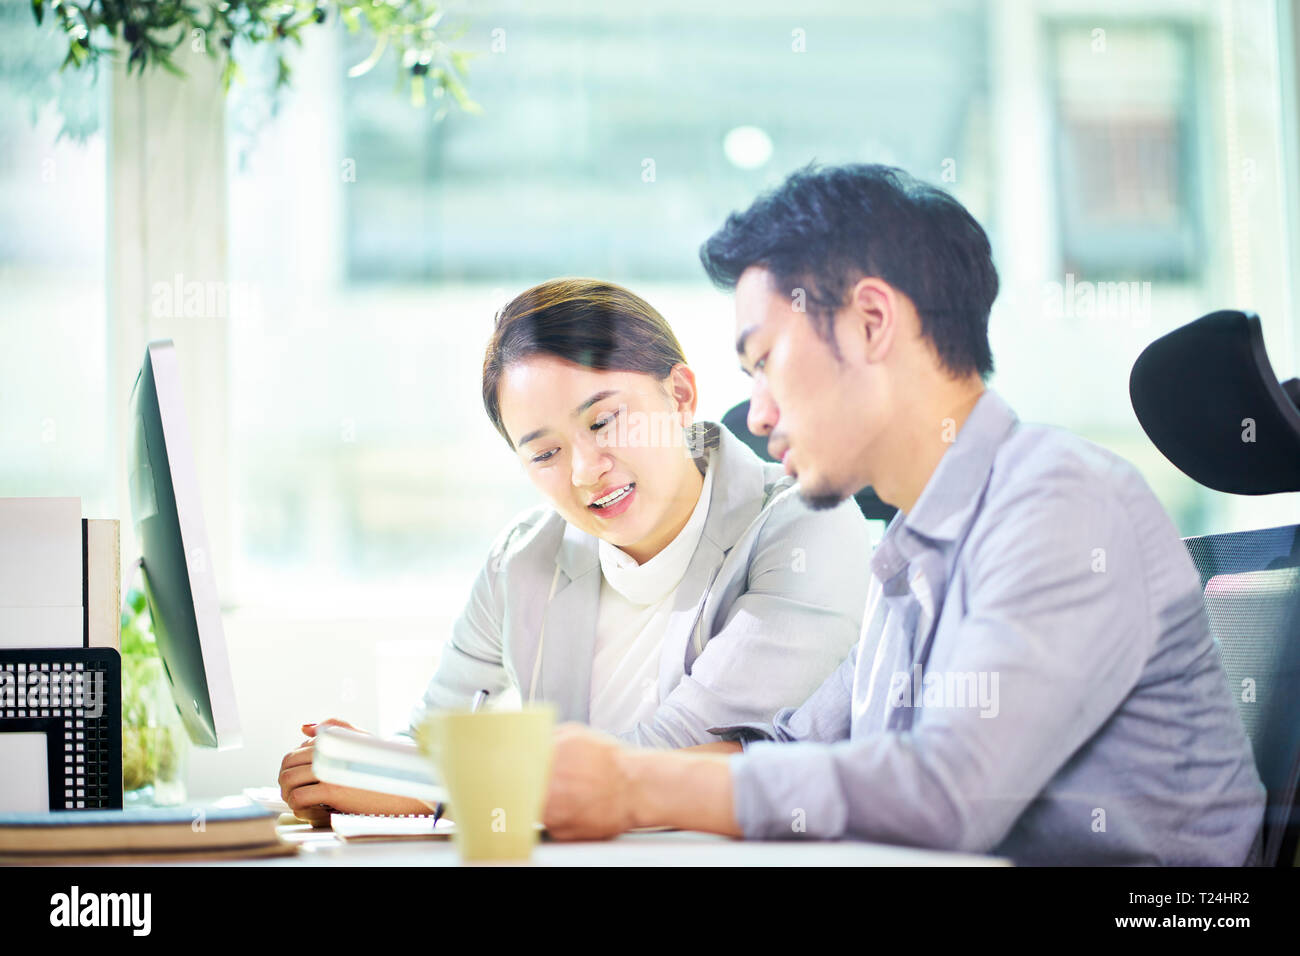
top-left (699, 163), bottom-right (997, 379)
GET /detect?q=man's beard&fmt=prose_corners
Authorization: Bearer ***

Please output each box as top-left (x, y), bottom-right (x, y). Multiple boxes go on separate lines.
top-left (797, 482), bottom-right (849, 512)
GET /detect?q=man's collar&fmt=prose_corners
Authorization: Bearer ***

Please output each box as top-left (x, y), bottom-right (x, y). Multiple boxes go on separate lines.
top-left (872, 389), bottom-right (1018, 580)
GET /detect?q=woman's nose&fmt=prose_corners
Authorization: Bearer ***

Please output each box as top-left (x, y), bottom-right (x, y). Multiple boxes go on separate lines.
top-left (571, 437), bottom-right (612, 487)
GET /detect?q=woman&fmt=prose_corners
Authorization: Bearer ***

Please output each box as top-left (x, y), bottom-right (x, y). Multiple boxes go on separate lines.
top-left (280, 278), bottom-right (871, 818)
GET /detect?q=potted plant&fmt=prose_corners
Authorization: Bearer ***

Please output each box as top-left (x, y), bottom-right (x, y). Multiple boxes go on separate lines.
top-left (120, 587), bottom-right (189, 806)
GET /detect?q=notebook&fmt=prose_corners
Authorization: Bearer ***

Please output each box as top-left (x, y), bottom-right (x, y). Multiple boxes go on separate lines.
top-left (330, 813), bottom-right (456, 840)
top-left (328, 814), bottom-right (554, 840)
top-left (0, 803), bottom-right (296, 863)
top-left (311, 726), bottom-right (447, 803)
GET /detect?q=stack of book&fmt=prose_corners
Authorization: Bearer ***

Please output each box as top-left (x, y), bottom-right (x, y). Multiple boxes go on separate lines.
top-left (0, 496), bottom-right (298, 863)
top-left (0, 804), bottom-right (293, 864)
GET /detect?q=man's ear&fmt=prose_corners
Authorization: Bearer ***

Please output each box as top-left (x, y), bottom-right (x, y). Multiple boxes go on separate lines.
top-left (665, 363), bottom-right (699, 423)
top-left (844, 277), bottom-right (897, 364)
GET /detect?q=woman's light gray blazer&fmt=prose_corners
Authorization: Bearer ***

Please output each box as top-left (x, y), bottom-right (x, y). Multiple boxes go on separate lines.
top-left (406, 423), bottom-right (873, 748)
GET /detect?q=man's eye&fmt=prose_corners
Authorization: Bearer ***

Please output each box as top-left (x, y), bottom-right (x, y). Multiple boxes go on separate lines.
top-left (591, 408), bottom-right (621, 431)
top-left (531, 448), bottom-right (559, 464)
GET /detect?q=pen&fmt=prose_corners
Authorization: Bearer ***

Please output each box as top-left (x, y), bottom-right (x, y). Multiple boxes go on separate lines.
top-left (429, 688), bottom-right (489, 827)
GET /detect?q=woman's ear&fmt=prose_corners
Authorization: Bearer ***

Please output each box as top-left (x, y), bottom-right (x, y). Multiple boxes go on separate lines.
top-left (664, 364), bottom-right (699, 424)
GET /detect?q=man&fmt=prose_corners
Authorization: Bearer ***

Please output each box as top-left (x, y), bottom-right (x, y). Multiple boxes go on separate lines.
top-left (540, 163), bottom-right (1266, 865)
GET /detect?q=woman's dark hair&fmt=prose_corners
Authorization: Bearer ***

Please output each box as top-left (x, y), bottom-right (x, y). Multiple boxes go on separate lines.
top-left (483, 278), bottom-right (688, 446)
top-left (699, 163), bottom-right (997, 379)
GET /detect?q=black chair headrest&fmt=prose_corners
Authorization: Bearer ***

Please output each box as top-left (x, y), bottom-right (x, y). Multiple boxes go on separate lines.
top-left (1130, 310), bottom-right (1300, 495)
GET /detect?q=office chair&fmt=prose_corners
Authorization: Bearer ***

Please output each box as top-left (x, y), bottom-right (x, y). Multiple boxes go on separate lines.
top-left (721, 400), bottom-right (899, 523)
top-left (1130, 310), bottom-right (1300, 494)
top-left (1182, 526), bottom-right (1300, 867)
top-left (1131, 310), bottom-right (1300, 867)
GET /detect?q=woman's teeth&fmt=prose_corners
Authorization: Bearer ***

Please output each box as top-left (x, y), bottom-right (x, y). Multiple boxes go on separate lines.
top-left (591, 484), bottom-right (634, 508)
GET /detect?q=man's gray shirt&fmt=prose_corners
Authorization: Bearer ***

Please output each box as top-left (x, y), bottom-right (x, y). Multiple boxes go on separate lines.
top-left (718, 389), bottom-right (1266, 865)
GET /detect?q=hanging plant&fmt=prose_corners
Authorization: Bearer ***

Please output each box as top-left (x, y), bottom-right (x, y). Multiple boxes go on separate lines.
top-left (29, 0), bottom-right (480, 111)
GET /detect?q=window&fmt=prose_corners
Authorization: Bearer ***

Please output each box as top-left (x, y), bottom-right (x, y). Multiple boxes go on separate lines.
top-left (4, 1), bottom-right (1300, 757)
top-left (225, 0), bottom-right (997, 609)
top-left (223, 0), bottom-right (1300, 616)
top-left (0, 1), bottom-right (111, 516)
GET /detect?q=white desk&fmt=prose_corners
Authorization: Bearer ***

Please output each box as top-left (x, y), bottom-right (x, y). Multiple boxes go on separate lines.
top-left (196, 823), bottom-right (1009, 866)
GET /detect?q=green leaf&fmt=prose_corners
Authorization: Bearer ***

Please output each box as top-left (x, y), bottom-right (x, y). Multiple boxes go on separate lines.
top-left (41, 0), bottom-right (483, 118)
top-left (156, 54), bottom-right (187, 79)
top-left (442, 71), bottom-right (480, 114)
top-left (449, 50), bottom-right (475, 75)
top-left (347, 33), bottom-right (387, 77)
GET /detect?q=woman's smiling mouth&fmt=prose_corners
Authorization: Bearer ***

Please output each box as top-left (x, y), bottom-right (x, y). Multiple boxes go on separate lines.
top-left (588, 482), bottom-right (637, 517)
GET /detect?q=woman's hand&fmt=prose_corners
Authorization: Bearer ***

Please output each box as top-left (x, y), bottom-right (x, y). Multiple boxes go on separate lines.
top-left (278, 718), bottom-right (432, 826)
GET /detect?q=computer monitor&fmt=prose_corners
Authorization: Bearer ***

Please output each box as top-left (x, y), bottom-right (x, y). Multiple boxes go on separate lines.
top-left (128, 340), bottom-right (240, 750)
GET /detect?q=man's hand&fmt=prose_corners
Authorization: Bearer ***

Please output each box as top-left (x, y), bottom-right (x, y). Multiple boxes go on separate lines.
top-left (278, 718), bottom-right (431, 826)
top-left (542, 723), bottom-right (639, 841)
top-left (543, 723), bottom-right (744, 841)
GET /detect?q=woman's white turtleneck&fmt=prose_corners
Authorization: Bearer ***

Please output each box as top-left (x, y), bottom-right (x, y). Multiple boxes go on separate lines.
top-left (588, 459), bottom-right (716, 734)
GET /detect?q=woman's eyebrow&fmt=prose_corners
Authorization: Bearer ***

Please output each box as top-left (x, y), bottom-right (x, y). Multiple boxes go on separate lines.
top-left (515, 426), bottom-right (548, 447)
top-left (574, 389), bottom-right (619, 415)
top-left (514, 390), bottom-right (622, 447)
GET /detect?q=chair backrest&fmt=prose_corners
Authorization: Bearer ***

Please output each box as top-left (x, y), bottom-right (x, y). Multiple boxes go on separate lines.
top-left (721, 400), bottom-right (898, 523)
top-left (1183, 524), bottom-right (1300, 866)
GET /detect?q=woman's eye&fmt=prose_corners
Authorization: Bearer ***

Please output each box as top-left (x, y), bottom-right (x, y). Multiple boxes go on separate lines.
top-left (591, 408), bottom-right (621, 431)
top-left (531, 448), bottom-right (558, 464)
top-left (755, 355), bottom-right (768, 373)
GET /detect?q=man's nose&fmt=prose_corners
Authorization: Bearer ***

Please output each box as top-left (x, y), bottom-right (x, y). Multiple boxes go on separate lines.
top-left (747, 385), bottom-right (780, 438)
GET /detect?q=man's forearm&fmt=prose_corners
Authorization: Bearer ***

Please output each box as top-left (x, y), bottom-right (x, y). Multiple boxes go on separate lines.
top-left (618, 747), bottom-right (744, 836)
